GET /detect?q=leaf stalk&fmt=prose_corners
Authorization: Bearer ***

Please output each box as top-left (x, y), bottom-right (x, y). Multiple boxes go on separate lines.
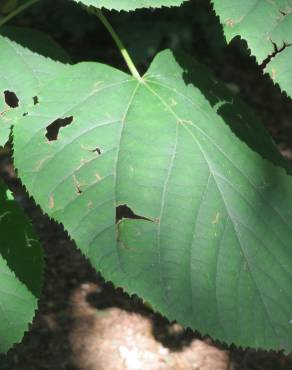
top-left (93, 9), bottom-right (142, 80)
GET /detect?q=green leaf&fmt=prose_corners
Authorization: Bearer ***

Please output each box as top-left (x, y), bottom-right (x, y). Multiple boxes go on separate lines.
top-left (0, 34), bottom-right (68, 147)
top-left (211, 0), bottom-right (292, 98)
top-left (73, 0), bottom-right (188, 11)
top-left (13, 49), bottom-right (292, 351)
top-left (0, 180), bottom-right (43, 353)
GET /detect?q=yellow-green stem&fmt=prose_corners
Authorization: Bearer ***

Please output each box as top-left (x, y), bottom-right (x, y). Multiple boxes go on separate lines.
top-left (93, 9), bottom-right (141, 80)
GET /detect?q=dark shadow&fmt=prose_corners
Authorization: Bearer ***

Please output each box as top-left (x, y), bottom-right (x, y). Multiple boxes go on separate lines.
top-left (172, 50), bottom-right (292, 176)
top-left (0, 26), bottom-right (72, 64)
top-left (86, 280), bottom-right (200, 351)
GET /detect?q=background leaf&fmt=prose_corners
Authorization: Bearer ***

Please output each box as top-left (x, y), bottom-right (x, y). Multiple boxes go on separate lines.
top-left (73, 0), bottom-right (188, 11)
top-left (0, 26), bottom-right (71, 64)
top-left (0, 34), bottom-right (68, 147)
top-left (211, 0), bottom-right (292, 98)
top-left (0, 180), bottom-right (43, 353)
top-left (13, 50), bottom-right (292, 351)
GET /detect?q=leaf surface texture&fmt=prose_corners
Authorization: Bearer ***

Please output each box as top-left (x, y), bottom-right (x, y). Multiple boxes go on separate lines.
top-left (12, 49), bottom-right (292, 351)
top-left (0, 34), bottom-right (67, 147)
top-left (212, 0), bottom-right (292, 97)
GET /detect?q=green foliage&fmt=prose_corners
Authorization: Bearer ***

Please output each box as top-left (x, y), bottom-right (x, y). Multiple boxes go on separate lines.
top-left (211, 0), bottom-right (292, 98)
top-left (0, 180), bottom-right (43, 353)
top-left (0, 0), bottom-right (292, 355)
top-left (73, 0), bottom-right (188, 11)
top-left (0, 34), bottom-right (67, 147)
top-left (12, 48), bottom-right (292, 351)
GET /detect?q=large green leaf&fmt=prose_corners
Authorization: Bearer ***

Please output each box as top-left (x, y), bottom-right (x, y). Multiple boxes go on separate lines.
top-left (0, 181), bottom-right (43, 353)
top-left (211, 0), bottom-right (292, 98)
top-left (73, 0), bottom-right (188, 11)
top-left (0, 34), bottom-right (68, 147)
top-left (13, 50), bottom-right (292, 351)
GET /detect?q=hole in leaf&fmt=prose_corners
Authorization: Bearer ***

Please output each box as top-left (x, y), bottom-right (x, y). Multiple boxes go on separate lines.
top-left (46, 116), bottom-right (73, 141)
top-left (116, 204), bottom-right (153, 223)
top-left (4, 90), bottom-right (19, 108)
top-left (33, 96), bottom-right (39, 105)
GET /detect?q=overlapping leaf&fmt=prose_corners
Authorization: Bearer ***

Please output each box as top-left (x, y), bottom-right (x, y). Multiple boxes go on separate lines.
top-left (0, 33), bottom-right (68, 147)
top-left (73, 0), bottom-right (187, 11)
top-left (0, 181), bottom-right (43, 353)
top-left (12, 49), bottom-right (292, 351)
top-left (211, 0), bottom-right (292, 98)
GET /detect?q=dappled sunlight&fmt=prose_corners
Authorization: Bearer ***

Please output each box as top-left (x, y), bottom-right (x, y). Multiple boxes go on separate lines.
top-left (69, 283), bottom-right (232, 370)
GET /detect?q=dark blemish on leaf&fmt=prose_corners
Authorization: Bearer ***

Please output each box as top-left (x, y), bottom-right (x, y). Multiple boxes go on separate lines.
top-left (90, 147), bottom-right (102, 155)
top-left (49, 195), bottom-right (54, 209)
top-left (261, 40), bottom-right (291, 69)
top-left (4, 90), bottom-right (19, 108)
top-left (23, 112), bottom-right (28, 117)
top-left (46, 116), bottom-right (73, 141)
top-left (33, 96), bottom-right (39, 105)
top-left (279, 8), bottom-right (291, 16)
top-left (76, 186), bottom-right (82, 195)
top-left (73, 175), bottom-right (83, 195)
top-left (116, 204), bottom-right (153, 223)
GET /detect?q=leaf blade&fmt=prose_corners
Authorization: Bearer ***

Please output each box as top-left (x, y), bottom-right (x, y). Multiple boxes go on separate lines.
top-left (0, 34), bottom-right (68, 147)
top-left (211, 0), bottom-right (292, 98)
top-left (73, 0), bottom-right (188, 11)
top-left (13, 50), bottom-right (292, 351)
top-left (0, 181), bottom-right (43, 353)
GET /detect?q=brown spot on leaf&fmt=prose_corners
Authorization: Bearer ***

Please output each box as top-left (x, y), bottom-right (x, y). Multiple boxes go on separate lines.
top-left (73, 175), bottom-right (83, 195)
top-left (211, 212), bottom-right (220, 225)
top-left (34, 156), bottom-right (51, 171)
top-left (49, 195), bottom-right (54, 209)
top-left (93, 147), bottom-right (102, 155)
top-left (226, 19), bottom-right (234, 27)
top-left (95, 173), bottom-right (102, 181)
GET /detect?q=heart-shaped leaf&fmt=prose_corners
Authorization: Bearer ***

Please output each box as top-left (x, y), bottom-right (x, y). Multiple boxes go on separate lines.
top-left (12, 49), bottom-right (292, 351)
